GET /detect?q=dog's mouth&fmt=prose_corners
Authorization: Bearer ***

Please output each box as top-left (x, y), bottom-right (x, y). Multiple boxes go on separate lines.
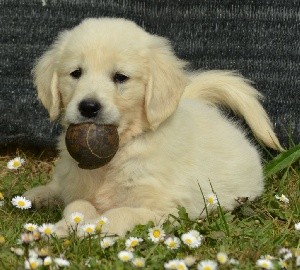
top-left (65, 122), bottom-right (120, 170)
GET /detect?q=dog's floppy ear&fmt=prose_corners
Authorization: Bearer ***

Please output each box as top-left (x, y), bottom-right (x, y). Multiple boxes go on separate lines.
top-left (33, 31), bottom-right (70, 121)
top-left (145, 36), bottom-right (188, 129)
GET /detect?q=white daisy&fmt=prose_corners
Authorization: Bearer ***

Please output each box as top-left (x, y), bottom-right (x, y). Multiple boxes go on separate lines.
top-left (283, 252), bottom-right (293, 261)
top-left (217, 252), bottom-right (228, 264)
top-left (70, 212), bottom-right (84, 225)
top-left (164, 259), bottom-right (187, 270)
top-left (295, 222), bottom-right (300, 230)
top-left (197, 260), bottom-right (218, 270)
top-left (189, 230), bottom-right (203, 239)
top-left (278, 259), bottom-right (288, 269)
top-left (148, 226), bottom-right (166, 243)
top-left (256, 258), bottom-right (273, 269)
top-left (24, 223), bottom-right (38, 232)
top-left (81, 223), bottom-right (96, 235)
top-left (97, 216), bottom-right (109, 226)
top-left (95, 216), bottom-right (110, 231)
top-left (275, 194), bottom-right (289, 204)
top-left (132, 257), bottom-right (146, 268)
top-left (125, 237), bottom-right (143, 249)
top-left (44, 256), bottom-right (52, 266)
top-left (38, 247), bottom-right (50, 258)
top-left (118, 250), bottom-right (134, 262)
top-left (0, 201), bottom-right (4, 207)
top-left (11, 247), bottom-right (24, 256)
top-left (278, 247), bottom-right (293, 260)
top-left (184, 256), bottom-right (196, 267)
top-left (278, 247), bottom-right (291, 255)
top-left (164, 236), bottom-right (181, 250)
top-left (229, 258), bottom-right (239, 265)
top-left (7, 157), bottom-right (25, 170)
top-left (206, 193), bottom-right (218, 206)
top-left (32, 230), bottom-right (41, 241)
top-left (54, 257), bottom-right (70, 267)
top-left (24, 257), bottom-right (43, 269)
top-left (38, 223), bottom-right (56, 236)
top-left (11, 196), bottom-right (32, 209)
top-left (181, 230), bottom-right (202, 248)
top-left (100, 237), bottom-right (116, 249)
top-left (20, 233), bottom-right (35, 244)
top-left (28, 249), bottom-right (39, 258)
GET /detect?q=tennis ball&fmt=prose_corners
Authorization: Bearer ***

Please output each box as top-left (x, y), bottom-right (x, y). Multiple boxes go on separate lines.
top-left (65, 123), bottom-right (119, 169)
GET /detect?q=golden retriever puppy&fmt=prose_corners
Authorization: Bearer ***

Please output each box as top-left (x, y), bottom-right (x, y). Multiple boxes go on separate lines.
top-left (24, 18), bottom-right (281, 237)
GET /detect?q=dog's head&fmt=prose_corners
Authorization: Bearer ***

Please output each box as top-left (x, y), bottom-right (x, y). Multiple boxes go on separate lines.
top-left (34, 18), bottom-right (187, 142)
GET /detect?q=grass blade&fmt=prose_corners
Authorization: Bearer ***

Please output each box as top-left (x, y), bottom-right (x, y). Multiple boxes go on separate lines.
top-left (264, 144), bottom-right (300, 177)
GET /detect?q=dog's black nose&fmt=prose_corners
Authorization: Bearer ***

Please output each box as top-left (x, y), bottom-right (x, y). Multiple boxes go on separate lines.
top-left (79, 99), bottom-right (101, 118)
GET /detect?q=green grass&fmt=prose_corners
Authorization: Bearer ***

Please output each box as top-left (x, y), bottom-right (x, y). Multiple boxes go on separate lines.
top-left (0, 145), bottom-right (299, 270)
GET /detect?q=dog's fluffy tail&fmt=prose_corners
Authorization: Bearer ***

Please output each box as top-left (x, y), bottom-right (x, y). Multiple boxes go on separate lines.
top-left (183, 70), bottom-right (283, 150)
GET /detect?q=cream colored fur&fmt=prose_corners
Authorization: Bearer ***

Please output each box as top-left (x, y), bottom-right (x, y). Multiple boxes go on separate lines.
top-left (24, 18), bottom-right (282, 237)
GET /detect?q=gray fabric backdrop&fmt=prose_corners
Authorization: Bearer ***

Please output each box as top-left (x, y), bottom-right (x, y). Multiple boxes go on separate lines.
top-left (0, 0), bottom-right (299, 149)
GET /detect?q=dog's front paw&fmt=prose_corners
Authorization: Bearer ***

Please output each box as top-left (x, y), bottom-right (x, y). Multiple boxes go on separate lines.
top-left (23, 185), bottom-right (60, 209)
top-left (100, 222), bottom-right (129, 237)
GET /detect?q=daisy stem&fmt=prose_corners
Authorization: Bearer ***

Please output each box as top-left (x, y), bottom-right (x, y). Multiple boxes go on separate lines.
top-left (208, 179), bottom-right (230, 237)
top-left (73, 224), bottom-right (78, 238)
top-left (23, 243), bottom-right (29, 260)
top-left (88, 235), bottom-right (91, 255)
top-left (197, 180), bottom-right (210, 224)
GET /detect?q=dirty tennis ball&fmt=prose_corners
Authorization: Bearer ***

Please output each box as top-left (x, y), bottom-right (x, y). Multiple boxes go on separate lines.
top-left (65, 123), bottom-right (119, 170)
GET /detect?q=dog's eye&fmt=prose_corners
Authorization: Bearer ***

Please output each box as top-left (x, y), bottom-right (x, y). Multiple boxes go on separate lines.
top-left (113, 72), bottom-right (129, 84)
top-left (70, 68), bottom-right (82, 79)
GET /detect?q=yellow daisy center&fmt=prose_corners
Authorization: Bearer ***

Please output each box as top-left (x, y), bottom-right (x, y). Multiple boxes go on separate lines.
top-left (207, 197), bottom-right (214, 204)
top-left (33, 231), bottom-right (40, 238)
top-left (44, 228), bottom-right (51, 235)
top-left (13, 160), bottom-right (21, 167)
top-left (44, 260), bottom-right (51, 266)
top-left (74, 217), bottom-right (82, 223)
top-left (261, 262), bottom-right (269, 268)
top-left (18, 201), bottom-right (25, 207)
top-left (169, 241), bottom-right (176, 248)
top-left (178, 265), bottom-right (186, 270)
top-left (203, 266), bottom-right (212, 270)
top-left (122, 255), bottom-right (129, 261)
top-left (153, 230), bottom-right (161, 238)
top-left (98, 220), bottom-right (105, 225)
top-left (85, 227), bottom-right (94, 233)
top-left (217, 255), bottom-right (227, 264)
top-left (30, 262), bottom-right (38, 269)
top-left (63, 239), bottom-right (71, 247)
top-left (130, 240), bottom-right (138, 247)
top-left (219, 258), bottom-right (226, 263)
top-left (135, 262), bottom-right (143, 267)
top-left (185, 238), bottom-right (192, 244)
top-left (0, 192), bottom-right (4, 200)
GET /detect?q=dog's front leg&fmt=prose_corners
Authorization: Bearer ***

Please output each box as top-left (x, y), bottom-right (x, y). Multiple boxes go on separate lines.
top-left (23, 180), bottom-right (61, 209)
top-left (55, 203), bottom-right (165, 238)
